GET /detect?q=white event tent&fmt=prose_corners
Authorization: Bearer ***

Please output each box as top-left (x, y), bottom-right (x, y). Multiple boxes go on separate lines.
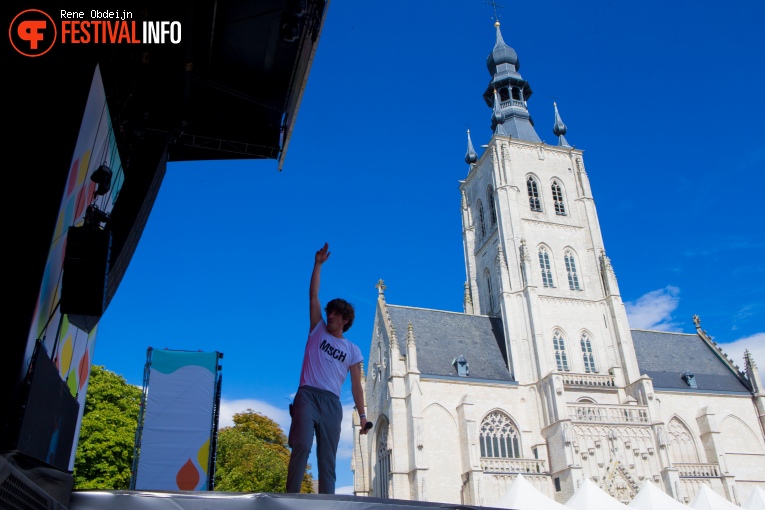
top-left (744, 487), bottom-right (765, 510)
top-left (496, 474), bottom-right (568, 510)
top-left (628, 480), bottom-right (687, 510)
top-left (689, 485), bottom-right (741, 510)
top-left (564, 478), bottom-right (630, 510)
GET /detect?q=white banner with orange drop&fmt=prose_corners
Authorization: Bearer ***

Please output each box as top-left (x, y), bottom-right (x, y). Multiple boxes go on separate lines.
top-left (133, 348), bottom-right (221, 491)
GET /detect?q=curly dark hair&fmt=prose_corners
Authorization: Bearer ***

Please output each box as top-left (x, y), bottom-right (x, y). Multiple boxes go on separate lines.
top-left (325, 298), bottom-right (355, 332)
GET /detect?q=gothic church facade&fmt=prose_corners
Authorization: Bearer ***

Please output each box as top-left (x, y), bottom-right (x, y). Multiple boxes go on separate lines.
top-left (351, 21), bottom-right (765, 507)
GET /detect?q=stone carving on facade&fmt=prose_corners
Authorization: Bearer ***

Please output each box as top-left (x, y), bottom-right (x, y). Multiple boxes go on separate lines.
top-left (605, 460), bottom-right (638, 503)
top-left (538, 295), bottom-right (600, 307)
top-left (495, 249), bottom-right (507, 269)
top-left (522, 218), bottom-right (583, 232)
top-left (656, 425), bottom-right (667, 447)
top-left (564, 421), bottom-right (573, 444)
top-left (519, 238), bottom-right (530, 262)
top-left (500, 142), bottom-right (509, 161)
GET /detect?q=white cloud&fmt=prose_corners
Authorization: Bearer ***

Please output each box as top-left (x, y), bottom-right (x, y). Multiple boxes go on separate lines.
top-left (336, 486), bottom-right (354, 495)
top-left (337, 403), bottom-right (357, 460)
top-left (625, 286), bottom-right (682, 331)
top-left (718, 332), bottom-right (765, 370)
top-left (218, 398), bottom-right (291, 433)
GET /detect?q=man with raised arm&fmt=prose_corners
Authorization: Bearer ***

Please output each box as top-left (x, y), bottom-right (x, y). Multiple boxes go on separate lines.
top-left (286, 243), bottom-right (369, 494)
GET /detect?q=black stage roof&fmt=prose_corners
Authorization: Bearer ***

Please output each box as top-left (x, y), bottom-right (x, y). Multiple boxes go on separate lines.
top-left (2, 0), bottom-right (329, 454)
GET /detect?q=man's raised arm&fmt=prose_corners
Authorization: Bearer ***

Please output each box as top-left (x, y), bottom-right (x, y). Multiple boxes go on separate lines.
top-left (309, 243), bottom-right (330, 332)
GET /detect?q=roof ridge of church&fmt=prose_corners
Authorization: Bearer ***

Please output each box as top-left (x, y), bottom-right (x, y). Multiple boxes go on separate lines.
top-left (630, 329), bottom-right (697, 336)
top-left (387, 304), bottom-right (495, 317)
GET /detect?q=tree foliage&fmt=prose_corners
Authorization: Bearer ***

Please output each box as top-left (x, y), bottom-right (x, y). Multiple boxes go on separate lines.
top-left (73, 365), bottom-right (142, 489)
top-left (214, 410), bottom-right (313, 493)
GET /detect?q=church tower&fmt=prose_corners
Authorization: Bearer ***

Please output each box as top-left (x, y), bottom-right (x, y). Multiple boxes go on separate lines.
top-left (355, 19), bottom-right (765, 507)
top-left (460, 21), bottom-right (641, 389)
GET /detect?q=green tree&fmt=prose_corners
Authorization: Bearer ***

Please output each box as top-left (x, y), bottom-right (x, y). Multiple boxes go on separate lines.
top-left (73, 365), bottom-right (142, 489)
top-left (214, 410), bottom-right (313, 493)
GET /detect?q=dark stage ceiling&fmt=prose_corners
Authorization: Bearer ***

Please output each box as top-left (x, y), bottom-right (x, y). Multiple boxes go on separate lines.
top-left (2, 0), bottom-right (329, 455)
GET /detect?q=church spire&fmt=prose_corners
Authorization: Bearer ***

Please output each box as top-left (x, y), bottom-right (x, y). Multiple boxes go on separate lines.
top-left (553, 102), bottom-right (571, 147)
top-left (483, 21), bottom-right (540, 142)
top-left (465, 129), bottom-right (478, 164)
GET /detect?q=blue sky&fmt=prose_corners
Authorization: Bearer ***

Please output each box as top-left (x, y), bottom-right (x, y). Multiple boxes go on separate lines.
top-left (91, 0), bottom-right (764, 493)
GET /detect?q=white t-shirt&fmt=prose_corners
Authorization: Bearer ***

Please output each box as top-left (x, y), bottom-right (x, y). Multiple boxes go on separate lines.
top-left (299, 320), bottom-right (363, 397)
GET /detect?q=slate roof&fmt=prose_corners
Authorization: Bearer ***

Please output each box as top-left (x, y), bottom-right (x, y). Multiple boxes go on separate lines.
top-left (383, 304), bottom-right (751, 393)
top-left (386, 305), bottom-right (513, 382)
top-left (630, 330), bottom-right (750, 393)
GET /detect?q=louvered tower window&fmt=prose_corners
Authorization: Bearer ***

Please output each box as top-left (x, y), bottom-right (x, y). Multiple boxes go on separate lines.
top-left (580, 333), bottom-right (597, 373)
top-left (477, 199), bottom-right (486, 239)
top-left (553, 330), bottom-right (569, 371)
top-left (564, 251), bottom-right (580, 290)
top-left (552, 180), bottom-right (566, 215)
top-left (527, 177), bottom-right (542, 212)
top-left (488, 186), bottom-right (497, 225)
top-left (539, 247), bottom-right (555, 288)
top-left (485, 270), bottom-right (495, 314)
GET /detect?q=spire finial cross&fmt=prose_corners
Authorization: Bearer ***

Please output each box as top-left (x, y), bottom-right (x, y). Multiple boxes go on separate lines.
top-left (484, 0), bottom-right (504, 22)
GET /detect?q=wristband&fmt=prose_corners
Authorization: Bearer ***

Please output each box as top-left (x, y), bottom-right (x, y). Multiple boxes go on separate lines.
top-left (360, 414), bottom-right (366, 419)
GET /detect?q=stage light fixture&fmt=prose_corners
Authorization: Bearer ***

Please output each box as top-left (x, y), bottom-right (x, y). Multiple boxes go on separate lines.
top-left (290, 0), bottom-right (307, 17)
top-left (281, 19), bottom-right (300, 42)
top-left (91, 164), bottom-right (113, 195)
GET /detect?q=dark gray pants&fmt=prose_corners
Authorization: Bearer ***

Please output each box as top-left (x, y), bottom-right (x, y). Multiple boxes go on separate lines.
top-left (286, 385), bottom-right (343, 494)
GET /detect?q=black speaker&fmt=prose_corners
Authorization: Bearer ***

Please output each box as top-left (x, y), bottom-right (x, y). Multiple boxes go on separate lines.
top-left (60, 226), bottom-right (112, 329)
top-left (9, 344), bottom-right (80, 474)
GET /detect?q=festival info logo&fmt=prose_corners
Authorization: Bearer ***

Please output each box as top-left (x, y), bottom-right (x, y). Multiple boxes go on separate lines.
top-left (9, 9), bottom-right (182, 57)
top-left (10, 9), bottom-right (57, 57)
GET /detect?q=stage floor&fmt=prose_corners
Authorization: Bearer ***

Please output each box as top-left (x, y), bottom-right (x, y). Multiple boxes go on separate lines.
top-left (70, 491), bottom-right (508, 510)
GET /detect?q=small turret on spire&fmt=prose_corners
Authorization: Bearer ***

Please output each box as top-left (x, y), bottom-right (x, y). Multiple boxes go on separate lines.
top-left (745, 350), bottom-right (764, 395)
top-left (465, 129), bottom-right (478, 164)
top-left (464, 281), bottom-right (474, 314)
top-left (553, 102), bottom-right (571, 147)
top-left (493, 88), bottom-right (508, 136)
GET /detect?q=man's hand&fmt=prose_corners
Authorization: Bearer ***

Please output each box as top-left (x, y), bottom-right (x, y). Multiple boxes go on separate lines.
top-left (360, 416), bottom-right (369, 435)
top-left (315, 242), bottom-right (330, 265)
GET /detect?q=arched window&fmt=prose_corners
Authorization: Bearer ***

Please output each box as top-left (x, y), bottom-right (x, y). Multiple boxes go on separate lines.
top-left (564, 250), bottom-right (580, 290)
top-left (485, 270), bottom-right (495, 314)
top-left (527, 177), bottom-right (542, 212)
top-left (553, 330), bottom-right (569, 371)
top-left (375, 423), bottom-right (390, 498)
top-left (538, 247), bottom-right (555, 288)
top-left (552, 180), bottom-right (566, 215)
top-left (487, 186), bottom-right (497, 226)
top-left (479, 411), bottom-right (521, 458)
top-left (477, 199), bottom-right (486, 239)
top-left (580, 333), bottom-right (597, 373)
top-left (499, 87), bottom-right (510, 102)
top-left (666, 417), bottom-right (700, 464)
top-left (512, 87), bottom-right (521, 101)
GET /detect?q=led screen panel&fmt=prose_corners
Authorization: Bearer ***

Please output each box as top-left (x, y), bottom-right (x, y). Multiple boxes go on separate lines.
top-left (22, 64), bottom-right (125, 470)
